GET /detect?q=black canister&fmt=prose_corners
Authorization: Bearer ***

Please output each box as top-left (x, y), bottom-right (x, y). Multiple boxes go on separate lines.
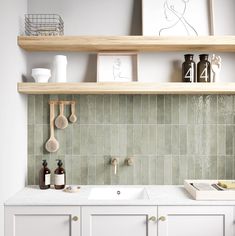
top-left (197, 54), bottom-right (211, 82)
top-left (182, 54), bottom-right (196, 82)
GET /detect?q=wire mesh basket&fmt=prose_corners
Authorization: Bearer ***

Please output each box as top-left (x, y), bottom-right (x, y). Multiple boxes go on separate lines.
top-left (25, 14), bottom-right (64, 36)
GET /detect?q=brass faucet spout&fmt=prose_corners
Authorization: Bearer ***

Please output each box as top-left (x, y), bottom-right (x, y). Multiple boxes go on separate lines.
top-left (111, 158), bottom-right (119, 175)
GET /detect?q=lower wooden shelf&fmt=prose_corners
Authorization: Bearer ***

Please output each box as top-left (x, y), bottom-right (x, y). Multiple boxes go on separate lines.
top-left (17, 82), bottom-right (235, 95)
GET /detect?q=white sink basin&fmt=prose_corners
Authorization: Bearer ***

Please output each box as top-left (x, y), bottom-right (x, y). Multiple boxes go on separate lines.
top-left (88, 187), bottom-right (149, 200)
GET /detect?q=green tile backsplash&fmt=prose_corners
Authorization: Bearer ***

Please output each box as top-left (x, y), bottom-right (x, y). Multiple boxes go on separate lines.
top-left (28, 95), bottom-right (235, 185)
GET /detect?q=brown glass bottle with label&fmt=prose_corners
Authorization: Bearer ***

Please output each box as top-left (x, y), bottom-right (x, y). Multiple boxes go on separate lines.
top-left (182, 54), bottom-right (196, 82)
top-left (197, 54), bottom-right (211, 82)
top-left (39, 160), bottom-right (51, 190)
top-left (54, 159), bottom-right (66, 190)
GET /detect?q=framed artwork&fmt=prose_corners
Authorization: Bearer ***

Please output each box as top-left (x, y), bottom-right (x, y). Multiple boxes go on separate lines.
top-left (210, 0), bottom-right (235, 35)
top-left (142, 0), bottom-right (213, 36)
top-left (97, 53), bottom-right (138, 82)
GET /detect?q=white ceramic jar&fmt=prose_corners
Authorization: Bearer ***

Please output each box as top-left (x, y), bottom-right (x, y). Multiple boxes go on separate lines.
top-left (53, 55), bottom-right (67, 82)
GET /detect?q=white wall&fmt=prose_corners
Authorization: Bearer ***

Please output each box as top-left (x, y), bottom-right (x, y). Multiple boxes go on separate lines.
top-left (27, 0), bottom-right (235, 83)
top-left (0, 0), bottom-right (28, 235)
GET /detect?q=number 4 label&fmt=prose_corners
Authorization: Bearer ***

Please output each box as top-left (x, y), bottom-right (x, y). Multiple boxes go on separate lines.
top-left (184, 68), bottom-right (194, 80)
top-left (200, 68), bottom-right (209, 81)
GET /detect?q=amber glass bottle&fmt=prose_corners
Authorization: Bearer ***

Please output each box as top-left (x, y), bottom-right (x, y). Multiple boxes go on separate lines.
top-left (197, 54), bottom-right (211, 82)
top-left (39, 160), bottom-right (51, 190)
top-left (54, 159), bottom-right (66, 190)
top-left (182, 54), bottom-right (196, 82)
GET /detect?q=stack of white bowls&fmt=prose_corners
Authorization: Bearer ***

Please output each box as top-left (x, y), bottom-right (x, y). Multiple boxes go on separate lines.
top-left (32, 68), bottom-right (51, 83)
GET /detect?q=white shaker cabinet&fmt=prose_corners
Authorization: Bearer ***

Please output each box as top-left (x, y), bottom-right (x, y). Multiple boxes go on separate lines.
top-left (5, 206), bottom-right (80, 236)
top-left (158, 206), bottom-right (234, 236)
top-left (82, 206), bottom-right (157, 236)
top-left (5, 205), bottom-right (235, 236)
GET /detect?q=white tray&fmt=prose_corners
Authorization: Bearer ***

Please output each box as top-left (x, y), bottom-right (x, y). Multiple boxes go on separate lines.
top-left (184, 180), bottom-right (235, 200)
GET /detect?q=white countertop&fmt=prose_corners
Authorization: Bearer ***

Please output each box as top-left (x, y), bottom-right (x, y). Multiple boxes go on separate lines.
top-left (5, 185), bottom-right (235, 206)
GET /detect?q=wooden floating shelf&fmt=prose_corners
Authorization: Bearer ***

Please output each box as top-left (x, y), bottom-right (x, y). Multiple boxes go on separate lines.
top-left (18, 36), bottom-right (235, 52)
top-left (17, 82), bottom-right (235, 95)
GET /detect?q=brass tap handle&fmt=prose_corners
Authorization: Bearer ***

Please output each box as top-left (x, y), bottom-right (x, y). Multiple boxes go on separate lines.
top-left (148, 216), bottom-right (157, 222)
top-left (126, 158), bottom-right (134, 166)
top-left (72, 216), bottom-right (79, 221)
top-left (158, 216), bottom-right (166, 221)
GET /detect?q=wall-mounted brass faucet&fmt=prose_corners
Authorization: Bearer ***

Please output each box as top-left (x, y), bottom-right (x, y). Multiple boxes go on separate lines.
top-left (111, 158), bottom-right (119, 175)
top-left (110, 157), bottom-right (134, 175)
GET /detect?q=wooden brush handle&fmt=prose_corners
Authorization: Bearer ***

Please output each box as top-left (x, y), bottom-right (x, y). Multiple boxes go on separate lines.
top-left (59, 102), bottom-right (64, 116)
top-left (71, 102), bottom-right (75, 115)
top-left (50, 103), bottom-right (55, 138)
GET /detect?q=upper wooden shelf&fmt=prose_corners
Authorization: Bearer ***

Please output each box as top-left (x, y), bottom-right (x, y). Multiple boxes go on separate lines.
top-left (17, 82), bottom-right (235, 95)
top-left (18, 36), bottom-right (235, 52)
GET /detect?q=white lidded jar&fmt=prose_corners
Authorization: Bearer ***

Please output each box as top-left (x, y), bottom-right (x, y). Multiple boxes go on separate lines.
top-left (53, 55), bottom-right (67, 82)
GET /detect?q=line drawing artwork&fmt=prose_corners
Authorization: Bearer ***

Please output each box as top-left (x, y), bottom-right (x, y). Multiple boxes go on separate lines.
top-left (159, 0), bottom-right (198, 36)
top-left (112, 58), bottom-right (130, 81)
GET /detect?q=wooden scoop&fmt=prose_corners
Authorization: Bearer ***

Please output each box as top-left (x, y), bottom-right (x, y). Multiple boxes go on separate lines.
top-left (69, 102), bottom-right (77, 123)
top-left (45, 103), bottom-right (59, 153)
top-left (55, 102), bottom-right (68, 129)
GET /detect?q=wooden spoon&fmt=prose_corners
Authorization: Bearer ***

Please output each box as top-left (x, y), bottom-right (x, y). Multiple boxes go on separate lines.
top-left (55, 102), bottom-right (68, 129)
top-left (69, 102), bottom-right (77, 123)
top-left (45, 103), bottom-right (59, 153)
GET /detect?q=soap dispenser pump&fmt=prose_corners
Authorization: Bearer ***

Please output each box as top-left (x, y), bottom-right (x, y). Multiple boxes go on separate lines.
top-left (39, 160), bottom-right (51, 190)
top-left (54, 159), bottom-right (66, 190)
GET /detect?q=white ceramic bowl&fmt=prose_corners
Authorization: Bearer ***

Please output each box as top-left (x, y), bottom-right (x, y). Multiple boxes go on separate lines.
top-left (32, 68), bottom-right (51, 83)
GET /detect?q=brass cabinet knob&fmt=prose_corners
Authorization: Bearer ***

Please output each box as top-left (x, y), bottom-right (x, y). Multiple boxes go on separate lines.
top-left (72, 216), bottom-right (79, 221)
top-left (158, 216), bottom-right (166, 221)
top-left (148, 216), bottom-right (157, 222)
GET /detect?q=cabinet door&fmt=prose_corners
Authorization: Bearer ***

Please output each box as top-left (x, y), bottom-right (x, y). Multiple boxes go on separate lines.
top-left (5, 206), bottom-right (80, 236)
top-left (158, 206), bottom-right (234, 236)
top-left (82, 206), bottom-right (157, 236)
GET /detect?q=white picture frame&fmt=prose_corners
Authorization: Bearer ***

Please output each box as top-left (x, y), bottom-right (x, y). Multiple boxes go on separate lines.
top-left (142, 0), bottom-right (213, 36)
top-left (97, 53), bottom-right (138, 82)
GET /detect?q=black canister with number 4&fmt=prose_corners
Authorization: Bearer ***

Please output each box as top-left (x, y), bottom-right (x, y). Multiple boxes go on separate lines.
top-left (182, 54), bottom-right (196, 83)
top-left (197, 54), bottom-right (211, 82)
